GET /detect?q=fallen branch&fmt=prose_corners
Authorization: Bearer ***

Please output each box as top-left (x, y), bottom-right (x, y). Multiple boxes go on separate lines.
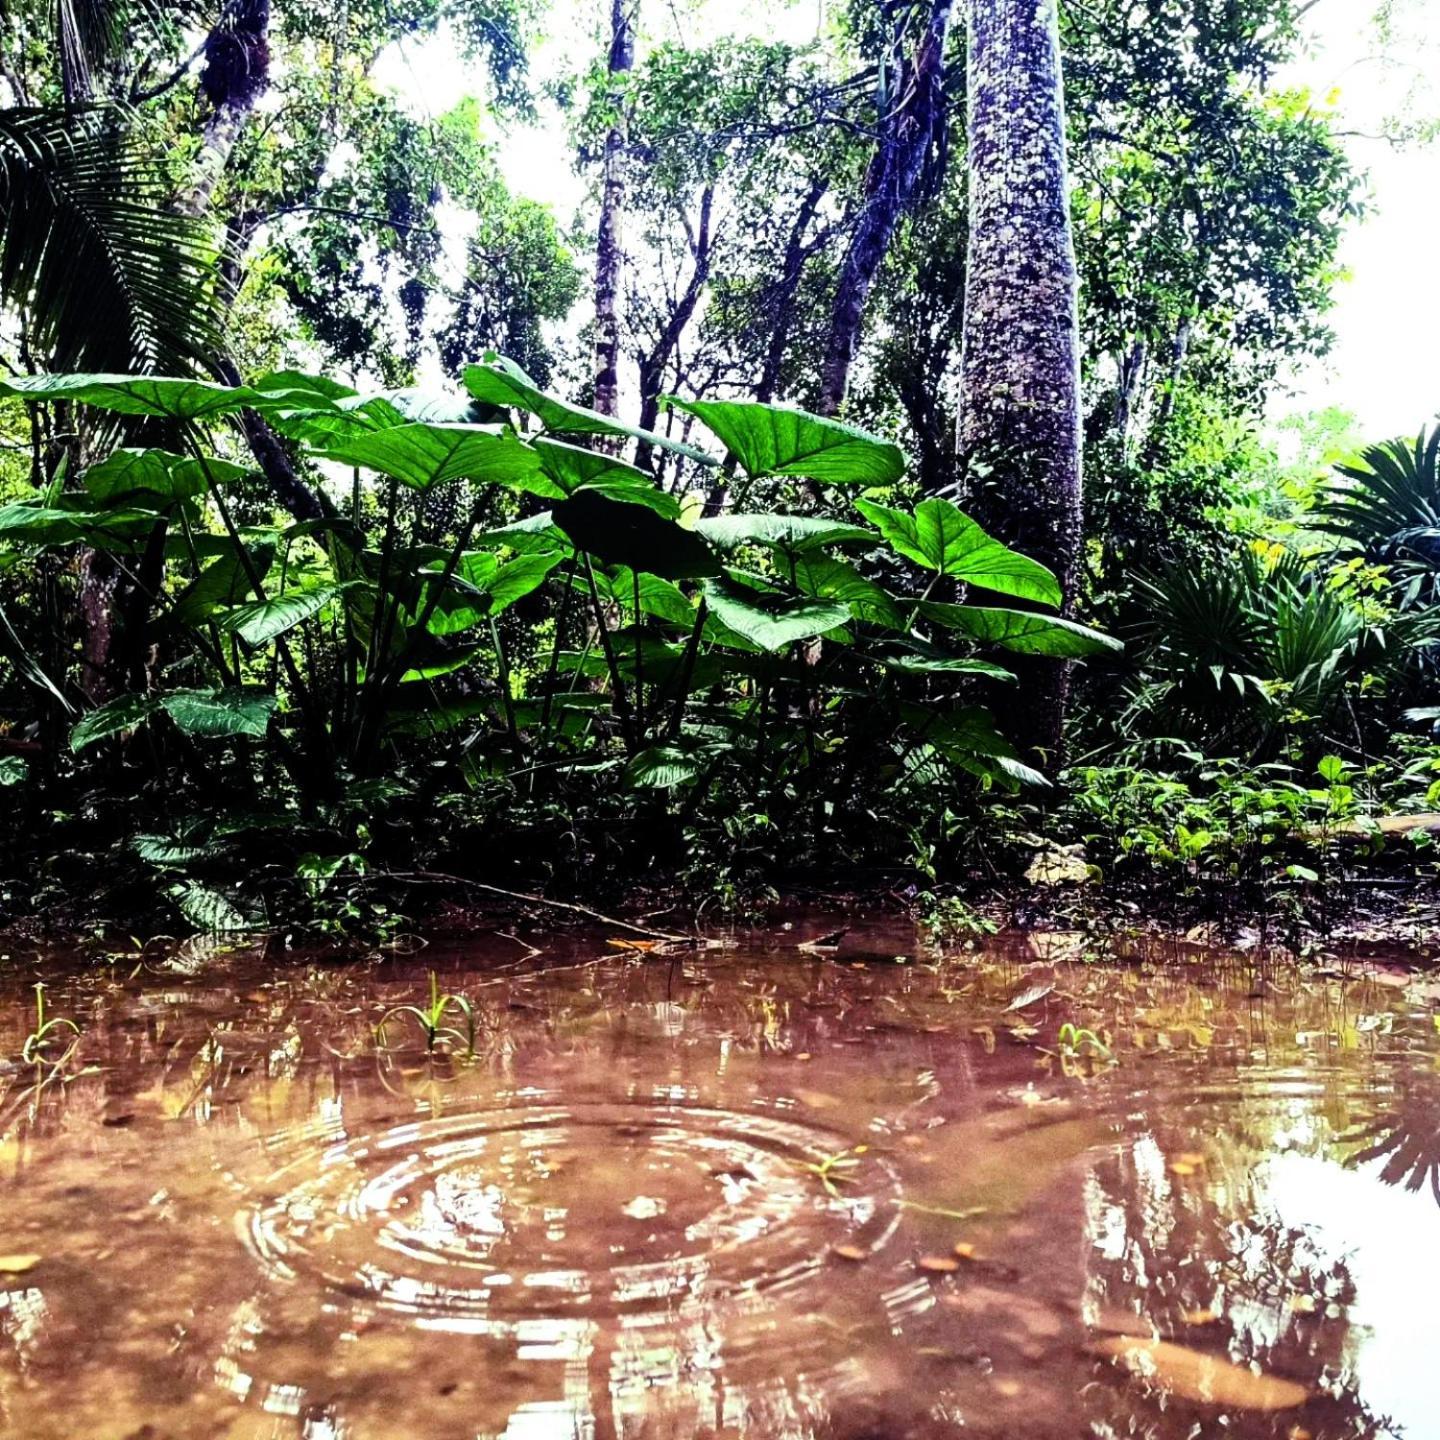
top-left (383, 871), bottom-right (696, 944)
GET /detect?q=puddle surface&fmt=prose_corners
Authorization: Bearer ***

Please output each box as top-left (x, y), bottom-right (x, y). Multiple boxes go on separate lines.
top-left (1, 921), bottom-right (1438, 1438)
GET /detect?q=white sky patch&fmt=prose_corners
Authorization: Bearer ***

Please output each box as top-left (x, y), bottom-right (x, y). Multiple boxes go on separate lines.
top-left (1273, 4), bottom-right (1440, 439)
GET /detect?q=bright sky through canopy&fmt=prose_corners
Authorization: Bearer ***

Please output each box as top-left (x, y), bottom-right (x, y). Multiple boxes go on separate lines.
top-left (375, 0), bottom-right (1440, 441)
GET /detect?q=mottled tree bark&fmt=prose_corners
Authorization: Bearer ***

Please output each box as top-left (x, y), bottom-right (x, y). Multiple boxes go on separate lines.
top-left (593, 0), bottom-right (636, 420)
top-left (818, 0), bottom-right (955, 416)
top-left (959, 0), bottom-right (1083, 758)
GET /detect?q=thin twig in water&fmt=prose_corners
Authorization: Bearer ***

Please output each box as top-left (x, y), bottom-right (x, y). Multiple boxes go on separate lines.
top-left (383, 871), bottom-right (696, 944)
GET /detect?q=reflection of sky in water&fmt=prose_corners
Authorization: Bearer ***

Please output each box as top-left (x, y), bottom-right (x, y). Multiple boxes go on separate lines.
top-left (1263, 1150), bottom-right (1440, 1437)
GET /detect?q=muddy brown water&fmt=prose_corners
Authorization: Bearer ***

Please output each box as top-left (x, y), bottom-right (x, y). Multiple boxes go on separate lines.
top-left (1, 919), bottom-right (1438, 1439)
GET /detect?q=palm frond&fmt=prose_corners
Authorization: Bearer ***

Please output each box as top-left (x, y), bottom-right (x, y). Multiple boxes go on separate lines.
top-left (1322, 428), bottom-right (1440, 604)
top-left (0, 106), bottom-right (224, 374)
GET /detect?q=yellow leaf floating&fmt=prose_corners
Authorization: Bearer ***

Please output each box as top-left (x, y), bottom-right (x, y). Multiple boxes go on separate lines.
top-left (0, 1255), bottom-right (40, 1275)
top-left (607, 938), bottom-right (660, 952)
top-left (1094, 1337), bottom-right (1307, 1411)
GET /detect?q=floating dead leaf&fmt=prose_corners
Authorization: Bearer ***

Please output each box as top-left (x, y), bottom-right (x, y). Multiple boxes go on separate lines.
top-left (793, 1089), bottom-right (841, 1110)
top-left (953, 1242), bottom-right (977, 1260)
top-left (1004, 983), bottom-right (1055, 1013)
top-left (1175, 1151), bottom-right (1207, 1168)
top-left (0, 1255), bottom-right (40, 1275)
top-left (1094, 1337), bottom-right (1307, 1411)
top-left (1182, 1308), bottom-right (1220, 1327)
top-left (992, 1378), bottom-right (1023, 1399)
top-left (919, 1255), bottom-right (960, 1274)
top-left (831, 1244), bottom-right (867, 1262)
top-left (1170, 1161), bottom-right (1198, 1178)
top-left (607, 939), bottom-right (660, 952)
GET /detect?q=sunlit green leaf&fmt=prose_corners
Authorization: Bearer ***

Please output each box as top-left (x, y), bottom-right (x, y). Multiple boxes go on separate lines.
top-left (160, 688), bottom-right (276, 739)
top-left (666, 397), bottom-right (905, 484)
top-left (855, 497), bottom-right (1061, 606)
top-left (702, 579), bottom-right (850, 651)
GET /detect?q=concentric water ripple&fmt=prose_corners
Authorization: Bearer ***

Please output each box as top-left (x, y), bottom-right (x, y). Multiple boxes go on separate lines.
top-left (240, 1093), bottom-right (901, 1333)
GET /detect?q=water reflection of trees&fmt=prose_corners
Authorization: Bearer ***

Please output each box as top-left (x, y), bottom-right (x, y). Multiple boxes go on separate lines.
top-left (1081, 1131), bottom-right (1401, 1438)
top-left (1343, 1076), bottom-right (1440, 1206)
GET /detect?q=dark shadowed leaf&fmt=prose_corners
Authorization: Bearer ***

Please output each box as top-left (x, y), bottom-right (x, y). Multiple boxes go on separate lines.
top-left (553, 489), bottom-right (720, 580)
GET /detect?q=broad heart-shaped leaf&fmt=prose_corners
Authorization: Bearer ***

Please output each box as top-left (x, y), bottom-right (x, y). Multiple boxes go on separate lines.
top-left (583, 567), bottom-right (697, 629)
top-left (855, 497), bottom-right (1062, 607)
top-left (71, 693), bottom-right (160, 750)
top-left (463, 355), bottom-right (715, 465)
top-left (695, 513), bottom-right (877, 551)
top-left (84, 448), bottom-right (245, 505)
top-left (425, 552), bottom-right (560, 635)
top-left (0, 373), bottom-right (260, 419)
top-left (919, 601), bottom-right (1121, 658)
top-left (790, 554), bottom-right (906, 630)
top-left (624, 744), bottom-right (709, 789)
top-left (161, 688), bottom-right (276, 739)
top-left (701, 578), bottom-right (850, 652)
top-left (172, 881), bottom-right (249, 934)
top-left (902, 703), bottom-right (1048, 789)
top-left (322, 423), bottom-right (555, 495)
top-left (665, 397), bottom-right (906, 485)
top-left (0, 499), bottom-right (160, 548)
top-left (874, 638), bottom-right (1014, 680)
top-left (218, 583), bottom-right (344, 647)
top-left (470, 512), bottom-right (573, 556)
top-left (533, 438), bottom-right (680, 517)
top-left (553, 489), bottom-right (721, 580)
top-left (172, 535), bottom-right (278, 625)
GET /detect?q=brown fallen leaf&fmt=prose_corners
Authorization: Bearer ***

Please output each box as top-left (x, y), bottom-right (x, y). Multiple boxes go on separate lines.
top-left (1094, 1337), bottom-right (1307, 1411)
top-left (607, 939), bottom-right (660, 952)
top-left (0, 1255), bottom-right (40, 1275)
top-left (1170, 1161), bottom-right (1198, 1177)
top-left (953, 1242), bottom-right (977, 1260)
top-left (831, 1244), bottom-right (867, 1262)
top-left (1175, 1151), bottom-right (1207, 1167)
top-left (1182, 1308), bottom-right (1220, 1327)
top-left (919, 1255), bottom-right (960, 1274)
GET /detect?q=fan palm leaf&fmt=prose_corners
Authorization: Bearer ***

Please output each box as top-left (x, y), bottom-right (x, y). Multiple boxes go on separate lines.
top-left (1322, 429), bottom-right (1440, 604)
top-left (0, 106), bottom-right (224, 374)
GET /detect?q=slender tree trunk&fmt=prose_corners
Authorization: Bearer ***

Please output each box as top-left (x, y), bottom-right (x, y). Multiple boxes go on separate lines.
top-left (634, 184), bottom-right (714, 472)
top-left (817, 0), bottom-right (954, 416)
top-left (176, 1), bottom-right (272, 219)
top-left (1144, 314), bottom-right (1192, 461)
top-left (756, 177), bottom-right (826, 404)
top-left (959, 0), bottom-right (1083, 759)
top-left (593, 0), bottom-right (635, 420)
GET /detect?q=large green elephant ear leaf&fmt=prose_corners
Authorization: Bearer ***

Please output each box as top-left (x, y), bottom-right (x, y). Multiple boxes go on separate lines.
top-left (321, 423), bottom-right (556, 496)
top-left (463, 355), bottom-right (715, 464)
top-left (920, 601), bottom-right (1121, 658)
top-left (532, 438), bottom-right (679, 515)
top-left (84, 448), bottom-right (245, 505)
top-left (160, 688), bottom-right (277, 739)
top-left (552, 489), bottom-right (720, 580)
top-left (0, 373), bottom-right (259, 419)
top-left (664, 397), bottom-right (906, 485)
top-left (701, 578), bottom-right (851, 652)
top-left (694, 513), bottom-right (877, 551)
top-left (855, 497), bottom-right (1061, 607)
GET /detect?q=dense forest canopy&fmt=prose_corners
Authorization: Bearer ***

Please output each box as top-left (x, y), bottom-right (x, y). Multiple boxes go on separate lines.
top-left (0, 0), bottom-right (1435, 932)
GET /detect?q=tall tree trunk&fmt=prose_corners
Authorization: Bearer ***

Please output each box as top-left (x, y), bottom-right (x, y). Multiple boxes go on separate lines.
top-left (817, 0), bottom-right (954, 416)
top-left (756, 177), bottom-right (826, 404)
top-left (593, 0), bottom-right (636, 420)
top-left (176, 0), bottom-right (272, 219)
top-left (634, 184), bottom-right (714, 473)
top-left (959, 0), bottom-right (1083, 759)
